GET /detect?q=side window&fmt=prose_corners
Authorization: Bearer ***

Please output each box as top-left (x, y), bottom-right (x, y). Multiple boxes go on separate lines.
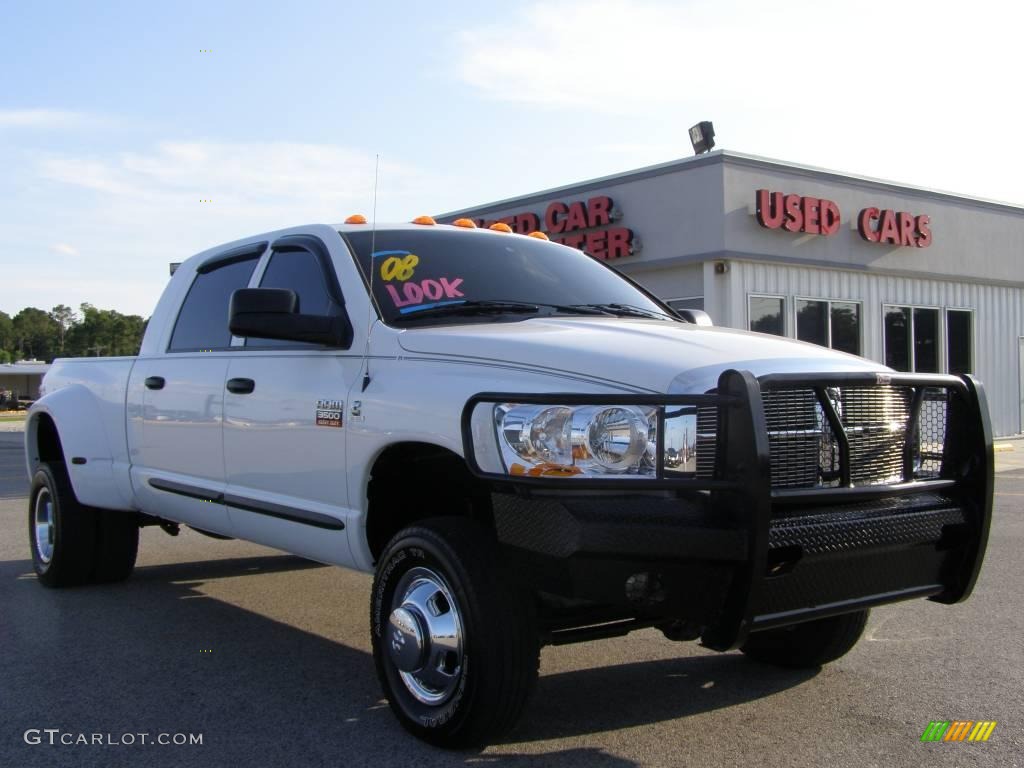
top-left (246, 249), bottom-right (339, 348)
top-left (169, 257), bottom-right (259, 352)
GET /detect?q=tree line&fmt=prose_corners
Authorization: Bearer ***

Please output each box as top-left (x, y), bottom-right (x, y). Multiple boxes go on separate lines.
top-left (0, 304), bottom-right (147, 363)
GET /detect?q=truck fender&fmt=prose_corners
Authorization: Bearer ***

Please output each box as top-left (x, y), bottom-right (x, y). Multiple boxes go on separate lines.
top-left (26, 385), bottom-right (136, 511)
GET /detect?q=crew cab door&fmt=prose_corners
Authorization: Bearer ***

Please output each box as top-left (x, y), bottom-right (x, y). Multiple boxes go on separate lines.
top-left (128, 245), bottom-right (265, 532)
top-left (222, 234), bottom-right (361, 564)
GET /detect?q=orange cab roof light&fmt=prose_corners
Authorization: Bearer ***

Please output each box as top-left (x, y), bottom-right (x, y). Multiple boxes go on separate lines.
top-left (344, 214), bottom-right (367, 224)
top-left (527, 231), bottom-right (549, 240)
top-left (489, 222), bottom-right (513, 233)
top-left (452, 218), bottom-right (477, 228)
top-left (412, 215), bottom-right (436, 225)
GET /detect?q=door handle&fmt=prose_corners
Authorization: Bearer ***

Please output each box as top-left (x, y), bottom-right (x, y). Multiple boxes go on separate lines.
top-left (226, 378), bottom-right (256, 395)
top-left (144, 376), bottom-right (165, 390)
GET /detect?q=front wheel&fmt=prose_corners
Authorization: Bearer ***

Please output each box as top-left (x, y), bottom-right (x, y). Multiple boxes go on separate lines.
top-left (371, 518), bottom-right (539, 748)
top-left (740, 609), bottom-right (870, 668)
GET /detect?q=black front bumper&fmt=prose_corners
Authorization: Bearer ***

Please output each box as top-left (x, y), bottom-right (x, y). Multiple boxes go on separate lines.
top-left (463, 370), bottom-right (994, 651)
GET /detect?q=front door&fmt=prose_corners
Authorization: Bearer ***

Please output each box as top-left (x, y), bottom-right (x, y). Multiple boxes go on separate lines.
top-left (223, 236), bottom-right (360, 564)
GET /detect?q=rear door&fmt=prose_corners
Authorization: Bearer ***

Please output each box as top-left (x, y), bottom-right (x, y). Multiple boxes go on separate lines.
top-left (128, 245), bottom-right (264, 532)
top-left (222, 234), bottom-right (361, 564)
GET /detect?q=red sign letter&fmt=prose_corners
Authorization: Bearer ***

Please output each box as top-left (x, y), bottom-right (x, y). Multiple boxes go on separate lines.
top-left (587, 196), bottom-right (612, 227)
top-left (801, 196), bottom-right (821, 235)
top-left (820, 199), bottom-right (841, 235)
top-left (915, 215), bottom-right (932, 248)
top-left (858, 208), bottom-right (880, 242)
top-left (783, 194), bottom-right (803, 232)
top-left (545, 202), bottom-right (568, 234)
top-left (756, 189), bottom-right (785, 229)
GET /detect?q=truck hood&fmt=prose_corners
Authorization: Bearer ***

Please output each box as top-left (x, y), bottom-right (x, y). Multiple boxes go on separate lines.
top-left (396, 317), bottom-right (886, 393)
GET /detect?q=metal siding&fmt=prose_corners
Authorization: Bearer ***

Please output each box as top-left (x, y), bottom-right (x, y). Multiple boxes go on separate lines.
top-left (724, 261), bottom-right (1024, 437)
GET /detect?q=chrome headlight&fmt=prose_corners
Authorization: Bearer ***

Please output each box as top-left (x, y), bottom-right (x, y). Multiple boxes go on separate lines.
top-left (491, 403), bottom-right (658, 478)
top-left (466, 397), bottom-right (704, 480)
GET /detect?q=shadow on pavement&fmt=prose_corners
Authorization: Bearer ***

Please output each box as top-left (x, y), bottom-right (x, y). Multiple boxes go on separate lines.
top-left (0, 552), bottom-right (811, 768)
top-left (508, 653), bottom-right (815, 744)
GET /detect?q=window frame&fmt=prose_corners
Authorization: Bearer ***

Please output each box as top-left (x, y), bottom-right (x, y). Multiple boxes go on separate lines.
top-left (747, 293), bottom-right (787, 337)
top-left (882, 302), bottom-right (945, 373)
top-left (793, 296), bottom-right (864, 356)
top-left (235, 234), bottom-right (354, 352)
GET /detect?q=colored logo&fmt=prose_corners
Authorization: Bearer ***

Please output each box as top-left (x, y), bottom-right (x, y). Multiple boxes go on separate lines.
top-left (920, 721), bottom-right (997, 742)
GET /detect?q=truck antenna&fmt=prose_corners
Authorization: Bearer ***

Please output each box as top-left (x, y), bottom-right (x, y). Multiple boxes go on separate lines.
top-left (361, 154), bottom-right (380, 392)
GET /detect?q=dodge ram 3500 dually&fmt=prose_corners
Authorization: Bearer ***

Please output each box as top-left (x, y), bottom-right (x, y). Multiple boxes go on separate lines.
top-left (25, 218), bottom-right (992, 747)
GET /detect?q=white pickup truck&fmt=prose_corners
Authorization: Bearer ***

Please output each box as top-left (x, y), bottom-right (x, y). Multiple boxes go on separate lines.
top-left (25, 218), bottom-right (993, 747)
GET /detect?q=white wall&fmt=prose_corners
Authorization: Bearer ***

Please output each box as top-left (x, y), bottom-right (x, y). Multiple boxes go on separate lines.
top-left (713, 260), bottom-right (1024, 437)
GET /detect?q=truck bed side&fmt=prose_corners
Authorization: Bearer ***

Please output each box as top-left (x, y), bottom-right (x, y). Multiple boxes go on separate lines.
top-left (26, 357), bottom-right (138, 511)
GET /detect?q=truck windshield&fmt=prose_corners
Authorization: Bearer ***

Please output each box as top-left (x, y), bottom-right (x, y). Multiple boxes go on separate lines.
top-left (342, 229), bottom-right (675, 326)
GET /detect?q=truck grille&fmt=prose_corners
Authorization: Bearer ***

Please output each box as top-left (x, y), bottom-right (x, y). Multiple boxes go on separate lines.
top-left (697, 385), bottom-right (948, 489)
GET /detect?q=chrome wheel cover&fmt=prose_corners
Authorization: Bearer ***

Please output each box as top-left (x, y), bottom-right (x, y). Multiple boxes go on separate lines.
top-left (386, 566), bottom-right (464, 706)
top-left (33, 488), bottom-right (55, 564)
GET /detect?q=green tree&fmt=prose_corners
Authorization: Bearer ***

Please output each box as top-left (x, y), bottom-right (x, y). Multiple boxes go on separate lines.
top-left (49, 304), bottom-right (78, 354)
top-left (0, 311), bottom-right (14, 358)
top-left (65, 304), bottom-right (146, 357)
top-left (12, 307), bottom-right (57, 360)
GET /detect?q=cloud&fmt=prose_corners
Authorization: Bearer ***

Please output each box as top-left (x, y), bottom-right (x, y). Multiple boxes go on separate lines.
top-left (454, 0), bottom-right (1018, 116)
top-left (0, 109), bottom-right (93, 128)
top-left (36, 140), bottom-right (430, 221)
top-left (50, 243), bottom-right (79, 257)
top-left (11, 140), bottom-right (438, 316)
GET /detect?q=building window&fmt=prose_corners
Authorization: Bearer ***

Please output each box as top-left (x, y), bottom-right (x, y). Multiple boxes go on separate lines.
top-left (667, 296), bottom-right (704, 312)
top-left (946, 309), bottom-right (973, 374)
top-left (830, 302), bottom-right (861, 356)
top-left (795, 299), bottom-right (828, 347)
top-left (884, 305), bottom-right (941, 373)
top-left (795, 299), bottom-right (862, 355)
top-left (913, 307), bottom-right (940, 373)
top-left (749, 295), bottom-right (785, 336)
top-left (884, 306), bottom-right (911, 371)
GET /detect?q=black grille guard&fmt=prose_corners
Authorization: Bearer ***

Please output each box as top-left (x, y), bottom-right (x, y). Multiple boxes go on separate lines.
top-left (460, 369), bottom-right (994, 650)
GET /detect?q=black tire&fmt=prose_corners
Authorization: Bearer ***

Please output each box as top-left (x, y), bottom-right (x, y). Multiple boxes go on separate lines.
top-left (741, 609), bottom-right (869, 668)
top-left (28, 463), bottom-right (98, 588)
top-left (93, 509), bottom-right (139, 583)
top-left (371, 518), bottom-right (539, 748)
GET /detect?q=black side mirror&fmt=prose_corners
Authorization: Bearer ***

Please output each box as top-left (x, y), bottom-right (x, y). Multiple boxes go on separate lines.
top-left (229, 288), bottom-right (352, 347)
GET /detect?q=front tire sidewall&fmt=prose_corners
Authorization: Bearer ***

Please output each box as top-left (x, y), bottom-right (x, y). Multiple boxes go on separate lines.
top-left (372, 538), bottom-right (475, 739)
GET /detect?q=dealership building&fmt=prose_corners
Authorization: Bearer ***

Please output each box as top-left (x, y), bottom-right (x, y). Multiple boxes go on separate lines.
top-left (438, 150), bottom-right (1024, 437)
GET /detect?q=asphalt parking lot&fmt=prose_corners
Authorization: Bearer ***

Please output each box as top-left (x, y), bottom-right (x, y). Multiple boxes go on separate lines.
top-left (0, 429), bottom-right (1021, 768)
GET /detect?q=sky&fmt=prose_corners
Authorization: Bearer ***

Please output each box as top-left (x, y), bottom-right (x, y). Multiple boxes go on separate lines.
top-left (1, 0), bottom-right (1021, 318)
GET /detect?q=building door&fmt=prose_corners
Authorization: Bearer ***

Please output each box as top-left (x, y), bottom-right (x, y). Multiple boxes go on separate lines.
top-left (1019, 338), bottom-right (1024, 434)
